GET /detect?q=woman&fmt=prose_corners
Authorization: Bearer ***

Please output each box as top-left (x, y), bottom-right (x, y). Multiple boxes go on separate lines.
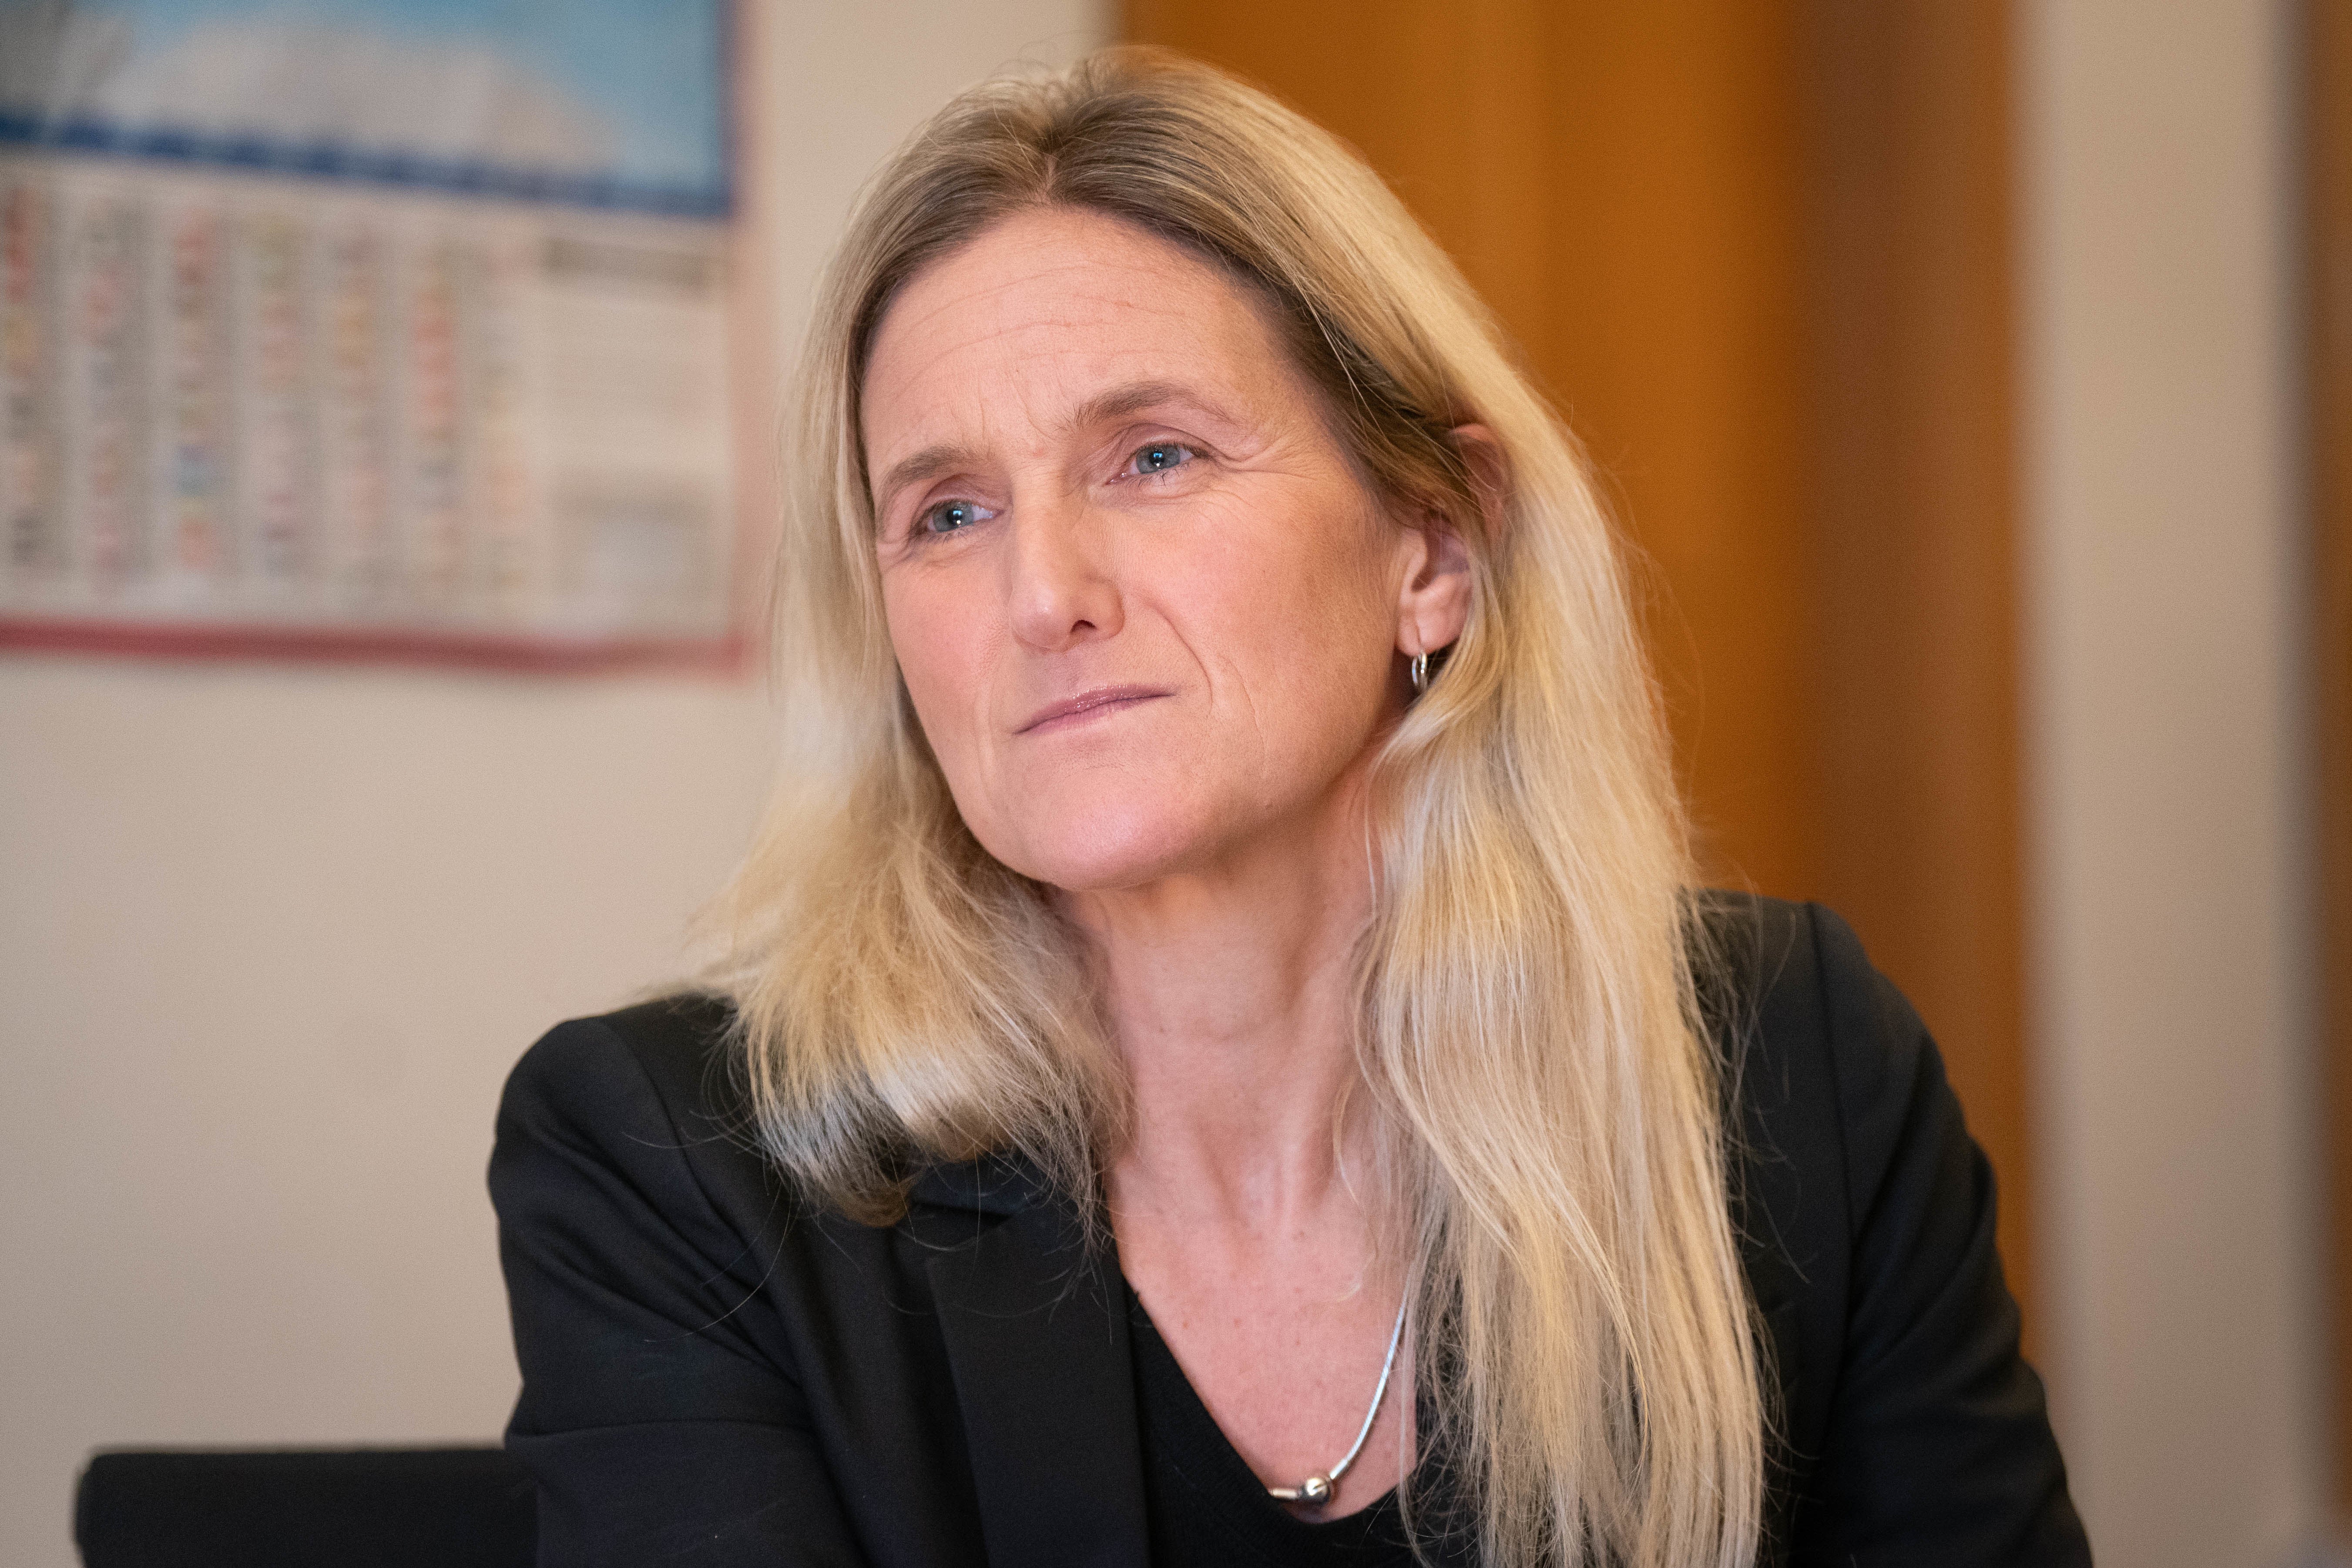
top-left (490, 49), bottom-right (2088, 1568)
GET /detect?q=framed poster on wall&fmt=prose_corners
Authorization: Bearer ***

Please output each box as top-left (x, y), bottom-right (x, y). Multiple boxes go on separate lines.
top-left (0, 0), bottom-right (772, 668)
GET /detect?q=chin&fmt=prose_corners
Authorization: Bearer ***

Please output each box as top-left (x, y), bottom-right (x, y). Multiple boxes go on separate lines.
top-left (977, 785), bottom-right (1221, 893)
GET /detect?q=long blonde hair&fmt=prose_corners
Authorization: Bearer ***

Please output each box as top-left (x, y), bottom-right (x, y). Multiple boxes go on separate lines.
top-left (705, 47), bottom-right (1763, 1568)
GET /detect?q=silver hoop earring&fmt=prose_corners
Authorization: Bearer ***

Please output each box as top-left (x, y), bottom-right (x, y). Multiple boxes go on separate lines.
top-left (1409, 651), bottom-right (1430, 694)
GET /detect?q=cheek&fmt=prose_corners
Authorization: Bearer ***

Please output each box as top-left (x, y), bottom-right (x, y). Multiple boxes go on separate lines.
top-left (1178, 500), bottom-right (1401, 747)
top-left (1257, 592), bottom-right (1394, 750)
top-left (882, 574), bottom-right (995, 769)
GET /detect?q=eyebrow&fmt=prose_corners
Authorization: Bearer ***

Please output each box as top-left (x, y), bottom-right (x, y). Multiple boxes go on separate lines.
top-left (876, 443), bottom-right (979, 511)
top-left (1068, 378), bottom-right (1226, 430)
top-left (871, 379), bottom-right (1239, 511)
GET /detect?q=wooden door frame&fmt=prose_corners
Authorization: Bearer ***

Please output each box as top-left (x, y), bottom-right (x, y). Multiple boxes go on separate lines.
top-left (2308, 0), bottom-right (2352, 1526)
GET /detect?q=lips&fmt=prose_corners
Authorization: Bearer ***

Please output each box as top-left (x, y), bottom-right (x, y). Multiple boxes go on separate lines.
top-left (1015, 685), bottom-right (1169, 735)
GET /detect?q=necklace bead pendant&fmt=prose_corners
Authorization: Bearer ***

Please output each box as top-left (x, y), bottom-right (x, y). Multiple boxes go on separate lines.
top-left (1262, 1295), bottom-right (1409, 1507)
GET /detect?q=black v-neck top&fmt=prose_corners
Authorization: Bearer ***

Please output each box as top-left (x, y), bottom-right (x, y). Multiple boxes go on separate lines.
top-left (1125, 1286), bottom-right (1478, 1568)
top-left (492, 897), bottom-right (2094, 1566)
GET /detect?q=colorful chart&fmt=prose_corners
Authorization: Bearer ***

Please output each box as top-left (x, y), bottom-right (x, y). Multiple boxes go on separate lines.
top-left (0, 0), bottom-right (747, 665)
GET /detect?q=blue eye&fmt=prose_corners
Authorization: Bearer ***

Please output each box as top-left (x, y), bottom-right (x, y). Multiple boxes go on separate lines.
top-left (921, 499), bottom-right (992, 534)
top-left (1130, 442), bottom-right (1195, 476)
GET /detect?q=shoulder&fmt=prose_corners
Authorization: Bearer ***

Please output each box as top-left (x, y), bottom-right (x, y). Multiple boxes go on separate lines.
top-left (1692, 890), bottom-right (1895, 1064)
top-left (500, 990), bottom-right (740, 1132)
top-left (493, 991), bottom-right (788, 1247)
top-left (1693, 893), bottom-right (2076, 1555)
top-left (1692, 895), bottom-right (1928, 1411)
top-left (1693, 890), bottom-right (1939, 1198)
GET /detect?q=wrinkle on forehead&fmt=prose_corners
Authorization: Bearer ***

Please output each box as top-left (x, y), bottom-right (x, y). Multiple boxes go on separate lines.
top-left (859, 208), bottom-right (1323, 484)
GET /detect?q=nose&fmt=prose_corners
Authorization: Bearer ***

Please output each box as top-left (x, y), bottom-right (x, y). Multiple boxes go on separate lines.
top-left (1004, 493), bottom-right (1121, 652)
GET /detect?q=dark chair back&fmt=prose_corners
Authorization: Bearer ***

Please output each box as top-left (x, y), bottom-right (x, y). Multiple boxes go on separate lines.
top-left (75, 1447), bottom-right (535, 1568)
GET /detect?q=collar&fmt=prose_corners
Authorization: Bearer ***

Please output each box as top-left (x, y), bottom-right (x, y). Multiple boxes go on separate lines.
top-left (905, 1149), bottom-right (1057, 1217)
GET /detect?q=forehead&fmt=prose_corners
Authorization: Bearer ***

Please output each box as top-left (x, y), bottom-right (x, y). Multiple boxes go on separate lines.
top-left (860, 206), bottom-right (1300, 446)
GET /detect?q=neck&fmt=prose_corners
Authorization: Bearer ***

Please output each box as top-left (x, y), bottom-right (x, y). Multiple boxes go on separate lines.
top-left (1065, 777), bottom-right (1380, 1238)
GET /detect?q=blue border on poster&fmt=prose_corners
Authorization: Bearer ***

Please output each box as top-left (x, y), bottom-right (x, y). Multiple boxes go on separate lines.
top-left (0, 0), bottom-right (734, 218)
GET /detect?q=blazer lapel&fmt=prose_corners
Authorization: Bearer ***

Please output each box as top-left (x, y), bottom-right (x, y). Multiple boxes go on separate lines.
top-left (924, 1185), bottom-right (1149, 1568)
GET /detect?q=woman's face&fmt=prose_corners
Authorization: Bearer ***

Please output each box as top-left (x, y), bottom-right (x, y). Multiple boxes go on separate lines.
top-left (863, 205), bottom-right (1446, 893)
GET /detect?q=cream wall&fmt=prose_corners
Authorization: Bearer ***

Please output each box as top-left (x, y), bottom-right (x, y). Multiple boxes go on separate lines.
top-left (2017, 2), bottom-right (2329, 1565)
top-left (0, 4), bottom-right (1107, 1565)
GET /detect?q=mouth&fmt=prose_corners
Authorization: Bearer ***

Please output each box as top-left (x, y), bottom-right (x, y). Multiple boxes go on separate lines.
top-left (1016, 685), bottom-right (1169, 735)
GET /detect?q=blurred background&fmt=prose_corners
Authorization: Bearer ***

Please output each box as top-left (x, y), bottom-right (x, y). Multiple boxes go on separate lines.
top-left (0, 1), bottom-right (2343, 1565)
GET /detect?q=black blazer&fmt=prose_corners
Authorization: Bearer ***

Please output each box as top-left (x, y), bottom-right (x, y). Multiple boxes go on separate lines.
top-left (489, 896), bottom-right (2089, 1566)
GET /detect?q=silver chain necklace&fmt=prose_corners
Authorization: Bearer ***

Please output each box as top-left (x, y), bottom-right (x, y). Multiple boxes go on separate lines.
top-left (1265, 1296), bottom-right (1409, 1505)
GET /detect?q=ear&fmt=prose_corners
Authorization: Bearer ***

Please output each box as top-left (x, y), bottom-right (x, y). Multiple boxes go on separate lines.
top-left (1396, 423), bottom-right (1504, 659)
